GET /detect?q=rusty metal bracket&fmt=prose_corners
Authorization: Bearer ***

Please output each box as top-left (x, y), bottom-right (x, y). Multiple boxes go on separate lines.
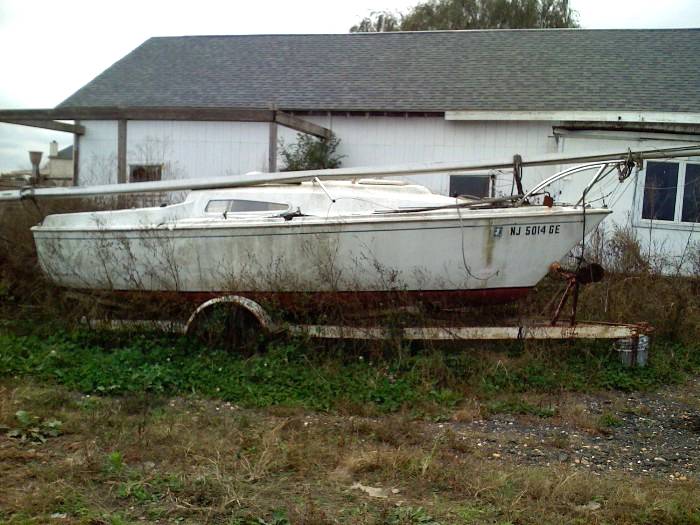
top-left (548, 262), bottom-right (605, 326)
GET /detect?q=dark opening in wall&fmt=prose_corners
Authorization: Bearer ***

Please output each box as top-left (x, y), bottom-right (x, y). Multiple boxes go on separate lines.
top-left (449, 175), bottom-right (491, 198)
top-left (130, 164), bottom-right (162, 183)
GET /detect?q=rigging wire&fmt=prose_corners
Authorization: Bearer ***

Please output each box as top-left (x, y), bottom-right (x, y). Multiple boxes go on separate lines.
top-left (674, 220), bottom-right (698, 275)
top-left (609, 177), bottom-right (635, 210)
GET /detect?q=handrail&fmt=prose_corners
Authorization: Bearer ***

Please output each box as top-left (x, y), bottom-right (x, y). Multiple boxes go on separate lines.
top-left (516, 161), bottom-right (625, 206)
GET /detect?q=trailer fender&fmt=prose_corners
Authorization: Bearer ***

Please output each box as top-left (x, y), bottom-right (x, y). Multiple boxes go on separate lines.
top-left (184, 295), bottom-right (275, 336)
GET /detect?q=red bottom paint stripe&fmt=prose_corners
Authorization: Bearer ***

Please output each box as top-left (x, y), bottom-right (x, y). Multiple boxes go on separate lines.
top-left (108, 287), bottom-right (533, 312)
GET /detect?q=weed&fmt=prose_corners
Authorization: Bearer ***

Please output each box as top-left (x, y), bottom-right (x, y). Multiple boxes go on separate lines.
top-left (597, 412), bottom-right (623, 429)
top-left (117, 480), bottom-right (154, 503)
top-left (106, 450), bottom-right (125, 473)
top-left (453, 504), bottom-right (497, 523)
top-left (2, 409), bottom-right (62, 443)
top-left (1, 326), bottom-right (700, 415)
top-left (388, 506), bottom-right (441, 525)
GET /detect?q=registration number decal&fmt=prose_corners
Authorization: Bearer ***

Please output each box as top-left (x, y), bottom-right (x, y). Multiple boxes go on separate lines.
top-left (509, 224), bottom-right (561, 236)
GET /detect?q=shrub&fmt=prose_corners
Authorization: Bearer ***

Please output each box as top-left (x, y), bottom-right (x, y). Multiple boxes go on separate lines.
top-left (279, 133), bottom-right (344, 171)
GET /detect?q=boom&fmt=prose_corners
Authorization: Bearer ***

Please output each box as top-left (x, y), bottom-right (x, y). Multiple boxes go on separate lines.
top-left (1, 144), bottom-right (699, 202)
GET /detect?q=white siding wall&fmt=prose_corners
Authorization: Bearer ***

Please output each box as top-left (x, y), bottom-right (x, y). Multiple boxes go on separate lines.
top-left (279, 116), bottom-right (557, 194)
top-left (126, 121), bottom-right (270, 180)
top-left (78, 121), bottom-right (118, 185)
top-left (78, 116), bottom-right (557, 194)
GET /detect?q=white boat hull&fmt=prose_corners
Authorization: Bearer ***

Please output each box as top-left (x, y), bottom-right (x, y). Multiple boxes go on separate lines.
top-left (33, 206), bottom-right (609, 308)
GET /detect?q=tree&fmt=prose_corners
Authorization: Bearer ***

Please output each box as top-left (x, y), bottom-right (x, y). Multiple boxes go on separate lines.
top-left (350, 11), bottom-right (402, 33)
top-left (279, 133), bottom-right (345, 172)
top-left (349, 0), bottom-right (579, 32)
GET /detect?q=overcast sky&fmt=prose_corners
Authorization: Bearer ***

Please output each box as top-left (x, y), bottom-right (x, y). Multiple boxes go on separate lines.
top-left (1, 0), bottom-right (699, 172)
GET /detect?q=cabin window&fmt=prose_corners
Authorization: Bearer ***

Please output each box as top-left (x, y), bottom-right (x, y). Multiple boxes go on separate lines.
top-left (641, 161), bottom-right (700, 224)
top-left (449, 175), bottom-right (491, 198)
top-left (130, 164), bottom-right (162, 183)
top-left (205, 199), bottom-right (289, 214)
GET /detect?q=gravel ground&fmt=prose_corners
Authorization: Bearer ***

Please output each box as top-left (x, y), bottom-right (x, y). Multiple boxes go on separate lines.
top-left (451, 377), bottom-right (700, 479)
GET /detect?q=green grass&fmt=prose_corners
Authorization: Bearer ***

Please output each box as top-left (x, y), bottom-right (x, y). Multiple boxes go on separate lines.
top-left (1, 323), bottom-right (699, 414)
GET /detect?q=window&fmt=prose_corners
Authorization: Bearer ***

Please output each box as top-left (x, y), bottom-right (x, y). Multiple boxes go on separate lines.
top-left (130, 164), bottom-right (162, 183)
top-left (205, 199), bottom-right (289, 214)
top-left (449, 175), bottom-right (491, 198)
top-left (642, 162), bottom-right (678, 221)
top-left (681, 163), bottom-right (700, 223)
top-left (641, 161), bottom-right (700, 224)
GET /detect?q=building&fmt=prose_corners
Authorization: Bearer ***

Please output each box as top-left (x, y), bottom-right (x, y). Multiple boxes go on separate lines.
top-left (1, 29), bottom-right (699, 269)
top-left (44, 141), bottom-right (74, 184)
top-left (0, 141), bottom-right (73, 187)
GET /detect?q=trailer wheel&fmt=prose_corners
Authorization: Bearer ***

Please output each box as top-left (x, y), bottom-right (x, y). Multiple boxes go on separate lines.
top-left (185, 296), bottom-right (273, 354)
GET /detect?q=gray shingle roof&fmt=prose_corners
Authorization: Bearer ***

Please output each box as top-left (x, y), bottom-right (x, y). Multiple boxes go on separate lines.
top-left (56, 145), bottom-right (73, 159)
top-left (58, 29), bottom-right (700, 113)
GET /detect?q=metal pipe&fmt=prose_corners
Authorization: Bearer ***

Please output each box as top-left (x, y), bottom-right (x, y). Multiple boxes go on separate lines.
top-left (2, 144), bottom-right (700, 202)
top-left (313, 177), bottom-right (335, 203)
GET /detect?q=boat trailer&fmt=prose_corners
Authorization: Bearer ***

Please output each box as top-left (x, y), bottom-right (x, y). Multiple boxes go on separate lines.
top-left (89, 294), bottom-right (652, 367)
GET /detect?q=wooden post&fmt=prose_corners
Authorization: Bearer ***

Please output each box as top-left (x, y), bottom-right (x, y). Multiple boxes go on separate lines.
top-left (73, 120), bottom-right (80, 186)
top-left (268, 120), bottom-right (278, 173)
top-left (117, 119), bottom-right (127, 183)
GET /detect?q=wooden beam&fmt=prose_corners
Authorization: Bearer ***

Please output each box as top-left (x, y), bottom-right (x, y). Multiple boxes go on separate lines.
top-left (0, 107), bottom-right (275, 122)
top-left (268, 121), bottom-right (278, 172)
top-left (73, 121), bottom-right (80, 185)
top-left (0, 119), bottom-right (85, 135)
top-left (556, 122), bottom-right (700, 136)
top-left (275, 111), bottom-right (332, 140)
top-left (117, 120), bottom-right (127, 184)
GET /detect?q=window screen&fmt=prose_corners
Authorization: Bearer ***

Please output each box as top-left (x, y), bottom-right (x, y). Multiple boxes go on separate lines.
top-left (642, 162), bottom-right (678, 221)
top-left (205, 199), bottom-right (289, 213)
top-left (682, 163), bottom-right (700, 223)
top-left (449, 175), bottom-right (490, 198)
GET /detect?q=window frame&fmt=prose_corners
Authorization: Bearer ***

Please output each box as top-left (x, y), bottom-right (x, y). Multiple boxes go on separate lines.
top-left (636, 159), bottom-right (700, 229)
top-left (448, 174), bottom-right (495, 199)
top-left (203, 198), bottom-right (291, 217)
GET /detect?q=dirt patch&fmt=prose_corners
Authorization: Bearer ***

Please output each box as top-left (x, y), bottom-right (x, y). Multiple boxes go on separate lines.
top-left (446, 378), bottom-right (700, 480)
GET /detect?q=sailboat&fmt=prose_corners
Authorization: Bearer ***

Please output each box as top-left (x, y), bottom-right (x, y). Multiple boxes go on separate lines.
top-left (2, 145), bottom-right (698, 314)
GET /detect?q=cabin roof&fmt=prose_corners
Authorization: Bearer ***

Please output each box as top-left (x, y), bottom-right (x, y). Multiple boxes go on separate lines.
top-left (57, 29), bottom-right (700, 114)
